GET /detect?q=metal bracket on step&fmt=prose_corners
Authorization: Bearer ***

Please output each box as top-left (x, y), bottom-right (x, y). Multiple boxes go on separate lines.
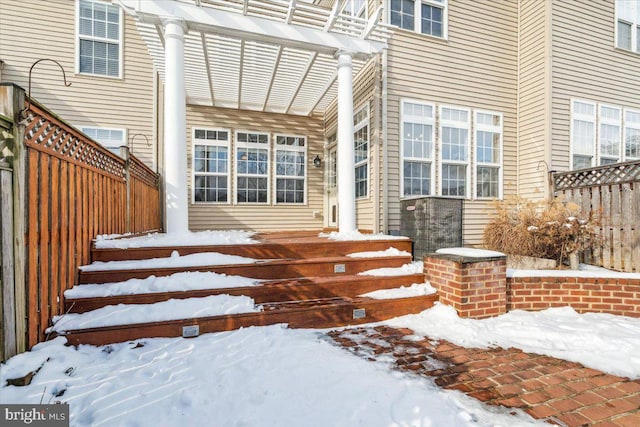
top-left (182, 325), bottom-right (200, 338)
top-left (353, 308), bottom-right (366, 319)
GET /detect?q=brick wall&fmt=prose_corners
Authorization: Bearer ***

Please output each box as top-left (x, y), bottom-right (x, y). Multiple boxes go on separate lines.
top-left (425, 253), bottom-right (640, 319)
top-left (507, 276), bottom-right (640, 318)
top-left (424, 254), bottom-right (507, 319)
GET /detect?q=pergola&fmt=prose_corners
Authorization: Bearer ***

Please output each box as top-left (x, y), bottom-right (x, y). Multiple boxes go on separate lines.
top-left (117, 0), bottom-right (391, 233)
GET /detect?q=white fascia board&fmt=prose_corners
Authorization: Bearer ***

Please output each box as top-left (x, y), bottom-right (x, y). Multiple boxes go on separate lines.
top-left (118, 0), bottom-right (386, 58)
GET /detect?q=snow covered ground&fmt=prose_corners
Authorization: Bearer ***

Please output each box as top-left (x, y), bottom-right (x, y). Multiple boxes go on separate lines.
top-left (1, 325), bottom-right (542, 427)
top-left (387, 304), bottom-right (640, 379)
top-left (5, 305), bottom-right (640, 425)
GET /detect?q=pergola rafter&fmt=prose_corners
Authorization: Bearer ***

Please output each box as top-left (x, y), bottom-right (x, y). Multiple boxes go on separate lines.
top-left (117, 0), bottom-right (391, 116)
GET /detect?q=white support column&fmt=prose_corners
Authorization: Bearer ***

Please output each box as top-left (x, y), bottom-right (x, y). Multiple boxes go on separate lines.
top-left (163, 19), bottom-right (189, 233)
top-left (336, 52), bottom-right (356, 233)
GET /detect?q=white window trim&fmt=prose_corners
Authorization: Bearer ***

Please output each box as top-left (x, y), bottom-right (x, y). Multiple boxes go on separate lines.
top-left (191, 127), bottom-right (231, 205)
top-left (354, 104), bottom-right (370, 200)
top-left (473, 110), bottom-right (503, 200)
top-left (438, 105), bottom-right (471, 198)
top-left (387, 0), bottom-right (448, 40)
top-left (598, 104), bottom-right (622, 164)
top-left (624, 108), bottom-right (640, 161)
top-left (234, 130), bottom-right (270, 205)
top-left (400, 98), bottom-right (436, 199)
top-left (273, 134), bottom-right (308, 205)
top-left (569, 99), bottom-right (597, 170)
top-left (75, 0), bottom-right (124, 79)
top-left (615, 0), bottom-right (639, 54)
top-left (80, 125), bottom-right (127, 150)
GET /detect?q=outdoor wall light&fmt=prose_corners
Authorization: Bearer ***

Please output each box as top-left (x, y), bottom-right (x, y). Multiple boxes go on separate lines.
top-left (313, 155), bottom-right (322, 168)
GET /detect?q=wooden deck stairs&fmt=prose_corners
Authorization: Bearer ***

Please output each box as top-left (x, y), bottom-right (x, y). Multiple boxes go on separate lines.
top-left (57, 232), bottom-right (438, 346)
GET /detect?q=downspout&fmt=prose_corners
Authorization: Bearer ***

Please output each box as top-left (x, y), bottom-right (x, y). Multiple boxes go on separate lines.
top-left (381, 48), bottom-right (389, 234)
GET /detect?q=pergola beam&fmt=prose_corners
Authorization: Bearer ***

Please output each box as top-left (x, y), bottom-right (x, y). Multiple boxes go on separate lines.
top-left (285, 51), bottom-right (317, 114)
top-left (118, 0), bottom-right (386, 59)
top-left (200, 33), bottom-right (216, 105)
top-left (262, 46), bottom-right (283, 111)
top-left (306, 69), bottom-right (337, 116)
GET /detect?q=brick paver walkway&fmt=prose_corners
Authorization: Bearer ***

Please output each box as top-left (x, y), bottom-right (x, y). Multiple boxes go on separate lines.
top-left (328, 326), bottom-right (640, 427)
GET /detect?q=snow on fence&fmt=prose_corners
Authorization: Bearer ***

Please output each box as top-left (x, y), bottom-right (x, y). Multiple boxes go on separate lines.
top-left (552, 161), bottom-right (640, 273)
top-left (0, 84), bottom-right (161, 352)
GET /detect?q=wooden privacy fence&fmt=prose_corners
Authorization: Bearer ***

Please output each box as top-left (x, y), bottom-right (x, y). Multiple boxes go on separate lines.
top-left (552, 160), bottom-right (640, 272)
top-left (0, 83), bottom-right (161, 355)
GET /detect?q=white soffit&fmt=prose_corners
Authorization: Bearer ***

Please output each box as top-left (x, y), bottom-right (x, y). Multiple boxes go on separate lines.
top-left (117, 0), bottom-right (391, 116)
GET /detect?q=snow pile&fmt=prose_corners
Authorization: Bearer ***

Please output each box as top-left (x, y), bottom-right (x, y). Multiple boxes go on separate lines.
top-left (508, 263), bottom-right (640, 279)
top-left (95, 230), bottom-right (258, 248)
top-left (320, 230), bottom-right (409, 241)
top-left (80, 251), bottom-right (257, 272)
top-left (347, 247), bottom-right (411, 258)
top-left (387, 304), bottom-right (640, 379)
top-left (50, 295), bottom-right (259, 332)
top-left (359, 261), bottom-right (423, 276)
top-left (65, 272), bottom-right (262, 299)
top-left (360, 282), bottom-right (437, 299)
top-left (0, 326), bottom-right (541, 427)
top-left (436, 247), bottom-right (505, 258)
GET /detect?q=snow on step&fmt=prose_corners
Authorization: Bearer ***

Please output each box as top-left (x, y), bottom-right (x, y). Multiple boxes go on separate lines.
top-left (360, 283), bottom-right (437, 300)
top-left (95, 230), bottom-right (258, 248)
top-left (358, 261), bottom-right (423, 276)
top-left (320, 231), bottom-right (410, 241)
top-left (49, 295), bottom-right (260, 333)
top-left (65, 271), bottom-right (263, 299)
top-left (79, 251), bottom-right (257, 272)
top-left (346, 247), bottom-right (411, 258)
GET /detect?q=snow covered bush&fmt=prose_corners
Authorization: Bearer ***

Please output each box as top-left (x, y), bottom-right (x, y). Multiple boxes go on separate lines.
top-left (483, 196), bottom-right (600, 265)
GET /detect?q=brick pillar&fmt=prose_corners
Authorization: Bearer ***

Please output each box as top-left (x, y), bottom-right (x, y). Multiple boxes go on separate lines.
top-left (424, 253), bottom-right (507, 319)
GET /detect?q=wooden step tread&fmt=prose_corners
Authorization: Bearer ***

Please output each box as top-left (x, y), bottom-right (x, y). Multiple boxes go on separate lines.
top-left (91, 238), bottom-right (412, 262)
top-left (78, 255), bottom-right (413, 284)
top-left (65, 274), bottom-right (427, 313)
top-left (59, 294), bottom-right (438, 346)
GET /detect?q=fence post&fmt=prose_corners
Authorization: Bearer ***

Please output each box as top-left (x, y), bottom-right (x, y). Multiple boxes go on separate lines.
top-left (121, 146), bottom-right (131, 234)
top-left (0, 83), bottom-right (27, 358)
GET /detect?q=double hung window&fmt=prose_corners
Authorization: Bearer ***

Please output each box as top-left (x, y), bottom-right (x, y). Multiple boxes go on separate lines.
top-left (193, 129), bottom-right (230, 203)
top-left (77, 0), bottom-right (122, 77)
top-left (401, 101), bottom-right (434, 197)
top-left (390, 0), bottom-right (447, 38)
top-left (236, 132), bottom-right (269, 204)
top-left (474, 112), bottom-right (502, 199)
top-left (275, 136), bottom-right (306, 204)
top-left (354, 106), bottom-right (369, 199)
top-left (440, 107), bottom-right (470, 197)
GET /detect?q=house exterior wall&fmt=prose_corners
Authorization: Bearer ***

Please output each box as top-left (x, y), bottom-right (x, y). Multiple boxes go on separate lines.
top-left (186, 105), bottom-right (325, 231)
top-left (549, 0), bottom-right (640, 170)
top-left (383, 0), bottom-right (518, 245)
top-left (517, 0), bottom-right (551, 200)
top-left (0, 0), bottom-right (157, 169)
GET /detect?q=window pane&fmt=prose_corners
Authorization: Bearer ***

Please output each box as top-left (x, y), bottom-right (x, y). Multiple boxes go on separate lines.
top-left (618, 20), bottom-right (632, 50)
top-left (477, 166), bottom-right (499, 198)
top-left (442, 164), bottom-right (466, 197)
top-left (476, 131), bottom-right (500, 164)
top-left (572, 119), bottom-right (595, 156)
top-left (403, 161), bottom-right (431, 196)
top-left (421, 4), bottom-right (443, 37)
top-left (390, 0), bottom-right (414, 30)
top-left (626, 128), bottom-right (640, 159)
top-left (573, 155), bottom-right (593, 170)
top-left (442, 126), bottom-right (468, 161)
top-left (600, 123), bottom-right (621, 159)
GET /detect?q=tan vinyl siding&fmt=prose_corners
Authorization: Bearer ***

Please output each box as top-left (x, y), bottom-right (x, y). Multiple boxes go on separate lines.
top-left (385, 0), bottom-right (518, 245)
top-left (550, 0), bottom-right (640, 171)
top-left (187, 105), bottom-right (325, 231)
top-left (324, 58), bottom-right (380, 232)
top-left (517, 0), bottom-right (550, 200)
top-left (0, 0), bottom-right (156, 168)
